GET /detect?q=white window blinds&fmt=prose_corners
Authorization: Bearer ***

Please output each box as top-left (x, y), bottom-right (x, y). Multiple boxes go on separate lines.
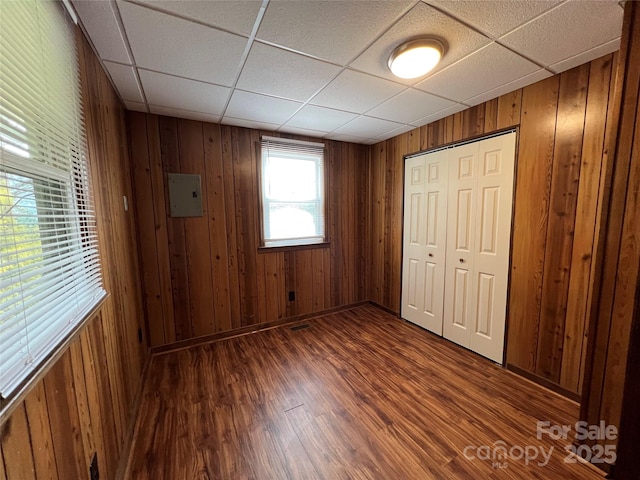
top-left (261, 136), bottom-right (326, 247)
top-left (0, 1), bottom-right (105, 398)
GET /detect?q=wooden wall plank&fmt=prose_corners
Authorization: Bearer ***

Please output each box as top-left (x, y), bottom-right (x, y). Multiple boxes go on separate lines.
top-left (178, 119), bottom-right (216, 336)
top-left (497, 90), bottom-right (523, 129)
top-left (233, 127), bottom-right (260, 326)
top-left (69, 341), bottom-right (98, 475)
top-left (81, 319), bottom-right (119, 480)
top-left (506, 75), bottom-right (560, 371)
top-left (578, 4), bottom-right (640, 464)
top-left (203, 123), bottom-right (233, 332)
top-left (285, 251), bottom-right (297, 318)
top-left (586, 24), bottom-right (640, 432)
top-left (389, 134), bottom-right (406, 312)
top-left (147, 115), bottom-right (176, 344)
top-left (295, 250), bottom-right (314, 315)
top-left (0, 449), bottom-right (6, 480)
top-left (536, 64), bottom-right (590, 382)
top-left (407, 128), bottom-right (420, 154)
top-left (23, 382), bottom-right (58, 480)
top-left (263, 252), bottom-right (285, 322)
top-left (462, 103), bottom-right (485, 138)
top-left (44, 351), bottom-right (88, 479)
top-left (451, 111), bottom-right (464, 142)
top-left (1, 404), bottom-right (36, 480)
top-left (597, 34), bottom-right (640, 445)
top-left (312, 248), bottom-right (326, 311)
top-left (484, 98), bottom-right (499, 132)
top-left (581, 51), bottom-right (622, 423)
top-left (382, 139), bottom-right (395, 308)
top-left (128, 112), bottom-right (165, 346)
top-left (160, 116), bottom-right (193, 340)
top-left (329, 141), bottom-right (343, 306)
top-left (221, 125), bottom-right (242, 330)
top-left (359, 144), bottom-right (371, 301)
top-left (560, 55), bottom-right (615, 392)
top-left (444, 115), bottom-right (455, 144)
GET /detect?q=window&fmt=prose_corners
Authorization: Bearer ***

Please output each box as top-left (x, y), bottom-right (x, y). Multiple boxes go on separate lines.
top-left (260, 136), bottom-right (326, 248)
top-left (0, 1), bottom-right (105, 399)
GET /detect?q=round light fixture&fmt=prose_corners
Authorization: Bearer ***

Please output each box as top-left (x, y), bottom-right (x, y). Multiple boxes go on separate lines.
top-left (388, 38), bottom-right (444, 79)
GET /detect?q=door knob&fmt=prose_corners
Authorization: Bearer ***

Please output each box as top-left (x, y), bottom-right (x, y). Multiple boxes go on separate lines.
top-left (459, 258), bottom-right (465, 263)
top-left (428, 253), bottom-right (433, 257)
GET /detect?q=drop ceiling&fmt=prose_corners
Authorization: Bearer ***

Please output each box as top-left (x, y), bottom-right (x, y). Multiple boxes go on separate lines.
top-left (72, 0), bottom-right (624, 145)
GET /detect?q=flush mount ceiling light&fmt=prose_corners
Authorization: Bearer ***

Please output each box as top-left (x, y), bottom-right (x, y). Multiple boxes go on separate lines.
top-left (388, 38), bottom-right (445, 79)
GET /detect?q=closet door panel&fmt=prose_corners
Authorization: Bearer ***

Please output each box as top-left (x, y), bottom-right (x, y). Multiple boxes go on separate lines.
top-left (401, 150), bottom-right (448, 334)
top-left (443, 143), bottom-right (478, 348)
top-left (470, 132), bottom-right (517, 363)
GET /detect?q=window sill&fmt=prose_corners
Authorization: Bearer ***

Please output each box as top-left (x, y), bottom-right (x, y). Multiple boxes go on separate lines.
top-left (0, 290), bottom-right (109, 428)
top-left (258, 242), bottom-right (330, 254)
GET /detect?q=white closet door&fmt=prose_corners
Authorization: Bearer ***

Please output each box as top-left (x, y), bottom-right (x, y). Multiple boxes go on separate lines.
top-left (443, 143), bottom-right (478, 348)
top-left (468, 132), bottom-right (516, 363)
top-left (401, 150), bottom-right (448, 334)
top-left (401, 132), bottom-right (516, 365)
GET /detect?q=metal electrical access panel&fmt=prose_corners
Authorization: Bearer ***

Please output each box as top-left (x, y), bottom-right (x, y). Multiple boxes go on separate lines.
top-left (167, 173), bottom-right (203, 217)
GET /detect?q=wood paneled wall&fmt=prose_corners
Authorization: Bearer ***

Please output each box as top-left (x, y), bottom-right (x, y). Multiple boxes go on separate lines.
top-left (581, 0), bottom-right (640, 463)
top-left (368, 53), bottom-right (618, 396)
top-left (0, 31), bottom-right (147, 479)
top-left (127, 113), bottom-right (369, 347)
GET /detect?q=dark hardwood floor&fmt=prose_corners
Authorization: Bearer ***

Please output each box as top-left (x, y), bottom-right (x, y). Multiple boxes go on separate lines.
top-left (125, 305), bottom-right (605, 479)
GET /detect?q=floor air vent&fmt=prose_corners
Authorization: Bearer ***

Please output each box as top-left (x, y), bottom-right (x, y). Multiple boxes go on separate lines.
top-left (290, 324), bottom-right (311, 331)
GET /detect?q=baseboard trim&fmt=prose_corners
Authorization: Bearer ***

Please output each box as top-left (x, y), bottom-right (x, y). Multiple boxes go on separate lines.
top-left (368, 301), bottom-right (400, 316)
top-left (150, 301), bottom-right (369, 356)
top-left (115, 352), bottom-right (152, 480)
top-left (506, 364), bottom-right (581, 402)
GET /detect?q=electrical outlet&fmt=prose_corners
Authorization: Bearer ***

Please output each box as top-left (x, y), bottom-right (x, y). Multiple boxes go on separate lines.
top-left (90, 452), bottom-right (99, 480)
top-left (288, 291), bottom-right (295, 301)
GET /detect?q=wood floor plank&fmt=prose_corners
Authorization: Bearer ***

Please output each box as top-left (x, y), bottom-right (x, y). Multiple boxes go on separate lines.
top-left (127, 306), bottom-right (606, 480)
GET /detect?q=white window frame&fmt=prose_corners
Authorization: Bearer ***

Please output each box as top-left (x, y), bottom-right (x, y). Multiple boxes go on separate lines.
top-left (260, 136), bottom-right (327, 248)
top-left (0, 0), bottom-right (105, 406)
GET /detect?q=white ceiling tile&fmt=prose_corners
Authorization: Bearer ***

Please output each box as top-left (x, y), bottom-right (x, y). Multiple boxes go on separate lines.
top-left (333, 116), bottom-right (404, 138)
top-left (376, 124), bottom-right (415, 141)
top-left (499, 0), bottom-right (623, 67)
top-left (411, 103), bottom-right (468, 127)
top-left (118, 1), bottom-right (247, 86)
top-left (225, 91), bottom-right (302, 125)
top-left (74, 1), bottom-right (131, 63)
top-left (350, 2), bottom-right (491, 83)
top-left (549, 38), bottom-right (620, 74)
top-left (222, 117), bottom-right (280, 132)
top-left (139, 70), bottom-right (230, 115)
top-left (415, 43), bottom-right (541, 101)
top-left (237, 43), bottom-right (341, 101)
top-left (285, 105), bottom-right (358, 132)
top-left (463, 69), bottom-right (552, 106)
top-left (367, 88), bottom-right (456, 124)
top-left (135, 0), bottom-right (262, 36)
top-left (325, 133), bottom-right (372, 144)
top-left (311, 70), bottom-right (405, 113)
top-left (277, 125), bottom-right (327, 138)
top-left (257, 0), bottom-right (413, 65)
top-left (149, 105), bottom-right (220, 124)
top-left (104, 61), bottom-right (143, 102)
top-left (124, 100), bottom-right (147, 112)
top-left (427, 0), bottom-right (562, 38)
